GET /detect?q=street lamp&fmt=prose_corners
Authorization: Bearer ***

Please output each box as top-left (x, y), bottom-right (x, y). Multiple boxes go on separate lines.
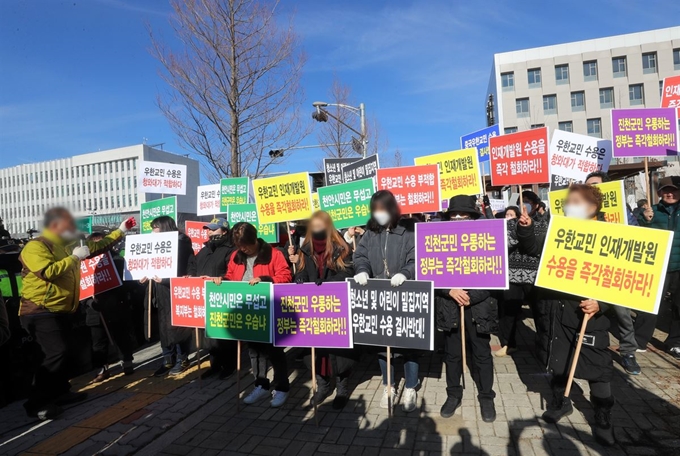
top-left (311, 101), bottom-right (367, 158)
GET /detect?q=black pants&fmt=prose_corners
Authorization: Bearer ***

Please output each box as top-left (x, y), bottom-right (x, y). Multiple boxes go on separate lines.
top-left (635, 271), bottom-right (680, 348)
top-left (90, 321), bottom-right (135, 369)
top-left (498, 284), bottom-right (530, 348)
top-left (208, 338), bottom-right (237, 372)
top-left (20, 314), bottom-right (73, 414)
top-left (443, 308), bottom-right (495, 399)
top-left (249, 342), bottom-right (289, 392)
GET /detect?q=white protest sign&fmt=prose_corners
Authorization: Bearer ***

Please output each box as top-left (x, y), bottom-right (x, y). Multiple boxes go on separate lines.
top-left (138, 160), bottom-right (187, 195)
top-left (123, 232), bottom-right (179, 281)
top-left (549, 130), bottom-right (612, 190)
top-left (488, 198), bottom-right (506, 213)
top-left (196, 184), bottom-right (222, 216)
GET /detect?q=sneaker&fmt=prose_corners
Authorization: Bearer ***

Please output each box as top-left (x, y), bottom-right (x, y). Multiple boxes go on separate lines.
top-left (402, 387), bottom-right (418, 413)
top-left (333, 376), bottom-right (350, 410)
top-left (36, 404), bottom-right (63, 420)
top-left (168, 358), bottom-right (190, 377)
top-left (243, 385), bottom-right (270, 405)
top-left (379, 386), bottom-right (396, 409)
top-left (440, 396), bottom-right (461, 418)
top-left (54, 391), bottom-right (87, 406)
top-left (153, 359), bottom-right (174, 377)
top-left (494, 346), bottom-right (508, 357)
top-left (271, 390), bottom-right (289, 408)
top-left (479, 397), bottom-right (497, 423)
top-left (669, 347), bottom-right (680, 360)
top-left (621, 354), bottom-right (641, 375)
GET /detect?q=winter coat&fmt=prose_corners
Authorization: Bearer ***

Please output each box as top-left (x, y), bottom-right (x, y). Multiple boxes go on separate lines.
top-left (84, 255), bottom-right (132, 326)
top-left (226, 239), bottom-right (292, 283)
top-left (196, 236), bottom-right (236, 278)
top-left (637, 201), bottom-right (680, 272)
top-left (506, 214), bottom-right (549, 284)
top-left (293, 242), bottom-right (354, 284)
top-left (353, 220), bottom-right (415, 280)
top-left (435, 289), bottom-right (499, 335)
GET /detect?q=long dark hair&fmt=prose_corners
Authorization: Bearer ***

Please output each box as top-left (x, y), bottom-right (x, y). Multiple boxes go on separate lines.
top-left (298, 211), bottom-right (350, 272)
top-left (151, 216), bottom-right (178, 232)
top-left (366, 190), bottom-right (401, 232)
top-left (232, 222), bottom-right (258, 247)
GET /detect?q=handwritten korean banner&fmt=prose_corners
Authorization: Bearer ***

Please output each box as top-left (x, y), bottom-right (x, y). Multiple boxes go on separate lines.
top-left (317, 178), bottom-right (374, 229)
top-left (204, 281), bottom-right (272, 343)
top-left (138, 160), bottom-right (187, 195)
top-left (324, 157), bottom-right (359, 185)
top-left (661, 75), bottom-right (680, 117)
top-left (312, 193), bottom-right (320, 211)
top-left (414, 148), bottom-right (482, 200)
top-left (611, 107), bottom-right (679, 157)
top-left (535, 217), bottom-right (673, 314)
top-left (185, 221), bottom-right (209, 255)
top-left (415, 220), bottom-right (508, 289)
top-left (140, 196), bottom-right (177, 234)
top-left (219, 177), bottom-right (249, 213)
top-left (273, 282), bottom-right (352, 349)
top-left (123, 232), bottom-right (179, 281)
top-left (227, 203), bottom-right (278, 244)
top-left (170, 277), bottom-right (207, 328)
top-left (197, 184), bottom-right (222, 217)
top-left (252, 172), bottom-right (313, 224)
top-left (460, 125), bottom-right (500, 175)
top-left (376, 164), bottom-right (441, 213)
top-left (342, 154), bottom-right (380, 183)
top-left (548, 180), bottom-right (627, 225)
top-left (79, 252), bottom-right (122, 300)
top-left (489, 127), bottom-right (549, 186)
top-left (549, 130), bottom-right (612, 190)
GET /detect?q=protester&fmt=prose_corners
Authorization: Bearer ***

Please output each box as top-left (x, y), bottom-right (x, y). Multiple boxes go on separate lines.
top-left (352, 190), bottom-right (418, 412)
top-left (584, 171), bottom-right (638, 226)
top-left (142, 216), bottom-right (196, 378)
top-left (227, 222), bottom-right (292, 407)
top-left (435, 195), bottom-right (498, 421)
top-left (518, 184), bottom-right (616, 446)
top-left (633, 199), bottom-right (649, 218)
top-left (504, 206), bottom-right (520, 220)
top-left (19, 207), bottom-right (135, 419)
top-left (288, 210), bottom-right (356, 409)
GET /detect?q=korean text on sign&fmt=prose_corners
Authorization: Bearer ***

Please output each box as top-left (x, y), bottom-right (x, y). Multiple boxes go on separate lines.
top-left (342, 155), bottom-right (380, 183)
top-left (317, 178), bottom-right (375, 229)
top-left (204, 281), bottom-right (272, 343)
top-left (415, 220), bottom-right (508, 289)
top-left (185, 221), bottom-right (209, 255)
top-left (460, 125), bottom-right (500, 175)
top-left (661, 75), bottom-right (680, 117)
top-left (376, 164), bottom-right (441, 213)
top-left (197, 184), bottom-right (223, 217)
top-left (219, 177), bottom-right (249, 213)
top-left (348, 278), bottom-right (434, 350)
top-left (535, 216), bottom-right (673, 315)
top-left (227, 203), bottom-right (278, 244)
top-left (273, 282), bottom-right (352, 349)
top-left (170, 277), bottom-right (207, 328)
top-left (138, 160), bottom-right (187, 195)
top-left (611, 107), bottom-right (679, 158)
top-left (123, 232), bottom-right (179, 281)
top-left (140, 196), bottom-right (177, 234)
top-left (252, 172), bottom-right (313, 224)
top-left (414, 148), bottom-right (482, 200)
top-left (79, 252), bottom-right (123, 300)
top-left (489, 127), bottom-right (549, 186)
top-left (549, 180), bottom-right (628, 225)
top-left (549, 130), bottom-right (612, 190)
top-left (324, 157), bottom-right (359, 185)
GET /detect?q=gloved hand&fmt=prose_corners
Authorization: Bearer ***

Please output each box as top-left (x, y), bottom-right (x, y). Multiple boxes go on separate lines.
top-left (72, 245), bottom-right (91, 260)
top-left (390, 273), bottom-right (406, 287)
top-left (315, 278), bottom-right (323, 286)
top-left (354, 272), bottom-right (369, 286)
top-left (119, 217), bottom-right (137, 233)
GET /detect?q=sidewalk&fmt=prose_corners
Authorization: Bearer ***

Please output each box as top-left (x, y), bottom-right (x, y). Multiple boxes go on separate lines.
top-left (1, 312), bottom-right (680, 456)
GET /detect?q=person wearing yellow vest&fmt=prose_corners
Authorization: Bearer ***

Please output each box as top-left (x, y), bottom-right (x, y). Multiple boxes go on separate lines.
top-left (19, 207), bottom-right (136, 420)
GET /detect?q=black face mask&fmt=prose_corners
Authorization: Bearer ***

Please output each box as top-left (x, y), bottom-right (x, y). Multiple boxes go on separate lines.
top-left (311, 230), bottom-right (327, 240)
top-left (296, 226), bottom-right (307, 237)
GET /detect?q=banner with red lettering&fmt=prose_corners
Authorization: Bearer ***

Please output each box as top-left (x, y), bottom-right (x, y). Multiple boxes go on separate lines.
top-left (185, 221), bottom-right (209, 255)
top-left (661, 75), bottom-right (680, 117)
top-left (79, 252), bottom-right (123, 301)
top-left (376, 164), bottom-right (441, 213)
top-left (489, 127), bottom-right (549, 186)
top-left (123, 232), bottom-right (179, 281)
top-left (170, 277), bottom-right (207, 328)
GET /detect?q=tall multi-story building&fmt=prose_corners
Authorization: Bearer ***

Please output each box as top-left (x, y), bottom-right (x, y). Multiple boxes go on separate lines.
top-left (0, 144), bottom-right (200, 236)
top-left (487, 27), bottom-right (680, 139)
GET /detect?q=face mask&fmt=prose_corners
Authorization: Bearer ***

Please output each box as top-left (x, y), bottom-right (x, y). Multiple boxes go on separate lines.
top-left (373, 211), bottom-right (391, 226)
top-left (296, 226), bottom-right (307, 236)
top-left (523, 203), bottom-right (533, 214)
top-left (288, 222), bottom-right (297, 228)
top-left (61, 230), bottom-right (79, 241)
top-left (311, 230), bottom-right (327, 240)
top-left (564, 204), bottom-right (591, 220)
top-left (209, 233), bottom-right (223, 241)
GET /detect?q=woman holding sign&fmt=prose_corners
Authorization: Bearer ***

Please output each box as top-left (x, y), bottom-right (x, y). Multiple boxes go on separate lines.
top-left (517, 184), bottom-right (615, 446)
top-left (352, 190), bottom-right (419, 412)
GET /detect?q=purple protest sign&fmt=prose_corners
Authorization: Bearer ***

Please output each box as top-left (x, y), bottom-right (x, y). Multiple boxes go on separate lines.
top-left (611, 107), bottom-right (679, 157)
top-left (415, 219), bottom-right (508, 289)
top-left (273, 282), bottom-right (352, 348)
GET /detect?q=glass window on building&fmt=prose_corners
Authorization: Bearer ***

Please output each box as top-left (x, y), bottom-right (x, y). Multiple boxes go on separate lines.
top-left (599, 87), bottom-right (614, 109)
top-left (612, 56), bottom-right (626, 77)
top-left (570, 91), bottom-right (585, 111)
top-left (543, 94), bottom-right (557, 114)
top-left (501, 72), bottom-right (514, 89)
top-left (504, 127), bottom-right (518, 134)
top-left (115, 161), bottom-right (119, 172)
top-left (528, 68), bottom-right (541, 87)
top-left (629, 84), bottom-right (644, 106)
top-left (583, 61), bottom-right (597, 81)
top-left (587, 118), bottom-right (602, 138)
top-left (642, 52), bottom-right (657, 74)
top-left (530, 124), bottom-right (544, 129)
top-left (674, 48), bottom-right (680, 70)
top-left (515, 98), bottom-right (530, 117)
top-left (555, 64), bottom-right (569, 84)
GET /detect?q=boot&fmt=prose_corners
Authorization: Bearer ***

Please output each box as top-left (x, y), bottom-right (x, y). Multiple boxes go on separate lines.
top-left (333, 376), bottom-right (350, 410)
top-left (154, 355), bottom-right (174, 377)
top-left (542, 385), bottom-right (573, 424)
top-left (310, 375), bottom-right (331, 406)
top-left (592, 396), bottom-right (616, 446)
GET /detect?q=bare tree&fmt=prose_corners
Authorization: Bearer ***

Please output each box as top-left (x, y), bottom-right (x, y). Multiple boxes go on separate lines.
top-left (316, 78), bottom-right (355, 159)
top-left (150, 0), bottom-right (307, 179)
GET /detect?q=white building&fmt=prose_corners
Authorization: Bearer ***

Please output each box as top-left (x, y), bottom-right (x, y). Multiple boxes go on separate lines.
top-left (0, 144), bottom-right (200, 236)
top-left (487, 27), bottom-right (680, 138)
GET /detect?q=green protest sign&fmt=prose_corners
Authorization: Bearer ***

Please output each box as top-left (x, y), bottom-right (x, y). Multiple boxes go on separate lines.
top-left (140, 196), bottom-right (177, 234)
top-left (228, 203), bottom-right (278, 243)
top-left (219, 177), bottom-right (249, 213)
top-left (205, 281), bottom-right (272, 343)
top-left (317, 178), bottom-right (374, 229)
top-left (76, 216), bottom-right (93, 235)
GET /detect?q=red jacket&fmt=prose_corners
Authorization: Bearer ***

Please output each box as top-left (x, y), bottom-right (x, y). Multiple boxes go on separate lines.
top-left (226, 239), bottom-right (292, 283)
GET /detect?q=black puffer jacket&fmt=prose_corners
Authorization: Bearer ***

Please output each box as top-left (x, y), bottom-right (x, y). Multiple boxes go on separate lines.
top-left (435, 289), bottom-right (499, 335)
top-left (84, 255), bottom-right (132, 326)
top-left (293, 242), bottom-right (354, 284)
top-left (353, 219), bottom-right (415, 280)
top-left (195, 235), bottom-right (236, 278)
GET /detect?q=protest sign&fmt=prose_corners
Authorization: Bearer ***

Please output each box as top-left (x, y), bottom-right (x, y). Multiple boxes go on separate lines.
top-left (535, 216), bottom-right (673, 314)
top-left (76, 216), bottom-right (93, 235)
top-left (272, 282), bottom-right (352, 348)
top-left (488, 198), bottom-right (506, 213)
top-left (342, 155), bottom-right (380, 183)
top-left (661, 75), bottom-right (680, 117)
top-left (312, 193), bottom-right (320, 211)
top-left (185, 221), bottom-right (209, 255)
top-left (460, 125), bottom-right (500, 176)
top-left (548, 180), bottom-right (628, 225)
top-left (317, 178), bottom-right (374, 229)
top-left (138, 160), bottom-right (187, 195)
top-left (228, 203), bottom-right (278, 243)
top-left (197, 184), bottom-right (222, 217)
top-left (489, 127), bottom-right (549, 186)
top-left (549, 130), bottom-right (612, 190)
top-left (376, 164), bottom-right (441, 213)
top-left (252, 172), bottom-right (313, 224)
top-left (219, 177), bottom-right (249, 213)
top-left (79, 252), bottom-right (122, 300)
top-left (348, 278), bottom-right (434, 350)
top-left (415, 220), bottom-right (508, 289)
top-left (140, 196), bottom-right (177, 234)
top-left (204, 281), bottom-right (272, 343)
top-left (611, 107), bottom-right (679, 157)
top-left (324, 157), bottom-right (359, 185)
top-left (170, 277), bottom-right (207, 328)
top-left (123, 232), bottom-right (179, 281)
top-left (414, 149), bottom-right (482, 200)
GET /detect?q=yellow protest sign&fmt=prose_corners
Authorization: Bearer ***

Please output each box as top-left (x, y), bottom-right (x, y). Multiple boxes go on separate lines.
top-left (312, 193), bottom-right (320, 211)
top-left (414, 148), bottom-right (482, 200)
top-left (548, 180), bottom-right (627, 224)
top-left (252, 172), bottom-right (313, 224)
top-left (535, 216), bottom-right (673, 314)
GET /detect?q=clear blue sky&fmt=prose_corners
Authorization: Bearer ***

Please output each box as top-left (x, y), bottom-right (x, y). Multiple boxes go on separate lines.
top-left (1, 0), bottom-right (678, 182)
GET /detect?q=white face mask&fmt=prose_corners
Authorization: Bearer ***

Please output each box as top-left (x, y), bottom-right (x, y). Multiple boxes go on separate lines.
top-left (564, 204), bottom-right (591, 220)
top-left (61, 230), bottom-right (79, 241)
top-left (523, 203), bottom-right (533, 214)
top-left (373, 211), bottom-right (391, 226)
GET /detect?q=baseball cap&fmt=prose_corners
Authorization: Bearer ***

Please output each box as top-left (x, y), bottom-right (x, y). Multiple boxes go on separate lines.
top-left (658, 176), bottom-right (680, 191)
top-left (204, 217), bottom-right (230, 231)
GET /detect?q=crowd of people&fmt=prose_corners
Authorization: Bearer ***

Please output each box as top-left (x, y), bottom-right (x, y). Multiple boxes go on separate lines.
top-left (2, 171), bottom-right (680, 448)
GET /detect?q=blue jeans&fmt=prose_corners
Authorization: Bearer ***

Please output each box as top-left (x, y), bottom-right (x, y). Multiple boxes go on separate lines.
top-left (378, 352), bottom-right (419, 389)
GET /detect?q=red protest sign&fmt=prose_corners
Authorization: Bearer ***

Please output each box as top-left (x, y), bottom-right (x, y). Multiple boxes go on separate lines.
top-left (489, 127), bottom-right (549, 186)
top-left (185, 221), bottom-right (209, 255)
top-left (376, 164), bottom-right (441, 213)
top-left (79, 252), bottom-right (123, 301)
top-left (661, 75), bottom-right (680, 117)
top-left (170, 277), bottom-right (207, 328)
